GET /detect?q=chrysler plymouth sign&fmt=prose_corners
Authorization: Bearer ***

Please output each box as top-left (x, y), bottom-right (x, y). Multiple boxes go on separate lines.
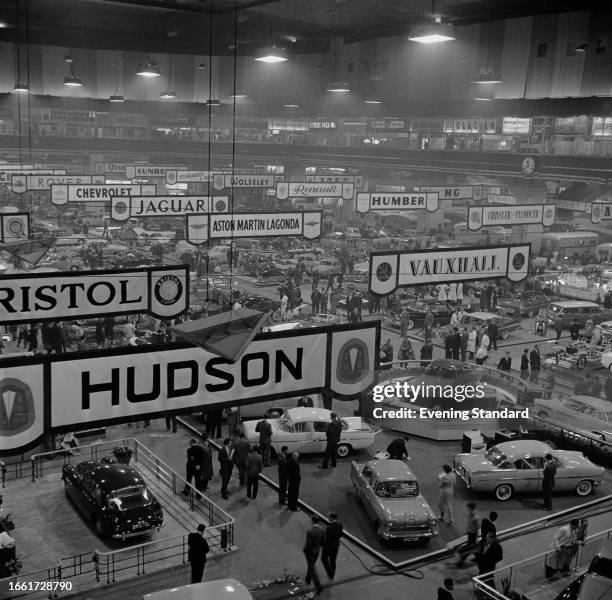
top-left (468, 204), bottom-right (556, 230)
top-left (356, 192), bottom-right (439, 213)
top-left (369, 244), bottom-right (531, 295)
top-left (0, 265), bottom-right (189, 324)
top-left (111, 195), bottom-right (229, 221)
top-left (186, 211), bottom-right (322, 245)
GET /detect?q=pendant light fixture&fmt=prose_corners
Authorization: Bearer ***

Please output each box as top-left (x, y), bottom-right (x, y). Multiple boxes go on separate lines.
top-left (409, 0), bottom-right (455, 44)
top-left (254, 45), bottom-right (288, 63)
top-left (63, 54), bottom-right (83, 87)
top-left (326, 81), bottom-right (350, 93)
top-left (137, 55), bottom-right (161, 78)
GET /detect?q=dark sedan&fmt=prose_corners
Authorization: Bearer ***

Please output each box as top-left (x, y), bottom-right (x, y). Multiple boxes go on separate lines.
top-left (241, 295), bottom-right (281, 313)
top-left (386, 301), bottom-right (468, 331)
top-left (62, 460), bottom-right (164, 540)
top-left (497, 292), bottom-right (551, 318)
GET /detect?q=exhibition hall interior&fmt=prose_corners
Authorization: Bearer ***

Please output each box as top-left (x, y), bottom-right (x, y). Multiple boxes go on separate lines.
top-left (2, 0), bottom-right (612, 599)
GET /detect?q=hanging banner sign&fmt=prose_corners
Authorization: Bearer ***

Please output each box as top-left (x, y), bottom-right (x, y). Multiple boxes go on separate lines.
top-left (94, 163), bottom-right (127, 175)
top-left (556, 199), bottom-right (589, 212)
top-left (166, 170), bottom-right (227, 184)
top-left (0, 169), bottom-right (64, 184)
top-left (276, 182), bottom-right (354, 200)
top-left (0, 213), bottom-right (30, 242)
top-left (111, 195), bottom-right (229, 221)
top-left (490, 194), bottom-right (518, 205)
top-left (11, 174), bottom-right (105, 194)
top-left (590, 203), bottom-right (612, 223)
top-left (369, 244), bottom-right (531, 295)
top-left (0, 164), bottom-right (34, 170)
top-left (213, 174), bottom-right (282, 190)
top-left (356, 192), bottom-right (439, 213)
top-left (126, 165), bottom-right (188, 179)
top-left (185, 211), bottom-right (322, 245)
top-left (468, 204), bottom-right (556, 231)
top-left (51, 184), bottom-right (157, 205)
top-left (419, 186), bottom-right (480, 201)
top-left (0, 265), bottom-right (189, 325)
top-left (306, 175), bottom-right (364, 188)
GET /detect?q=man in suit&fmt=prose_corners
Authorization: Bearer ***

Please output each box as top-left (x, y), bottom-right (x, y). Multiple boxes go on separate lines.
top-left (255, 418), bottom-right (273, 467)
top-left (386, 437), bottom-right (409, 460)
top-left (497, 352), bottom-right (512, 371)
top-left (187, 524), bottom-right (209, 583)
top-left (520, 348), bottom-right (530, 380)
top-left (481, 511), bottom-right (498, 539)
top-left (488, 320), bottom-right (499, 351)
top-left (218, 438), bottom-right (234, 499)
top-left (321, 512), bottom-right (343, 580)
top-left (542, 453), bottom-right (557, 511)
top-left (437, 578), bottom-right (454, 600)
top-left (199, 432), bottom-right (214, 492)
top-left (477, 532), bottom-right (503, 588)
top-left (277, 446), bottom-right (290, 506)
top-left (303, 516), bottom-right (326, 595)
top-left (182, 439), bottom-right (205, 499)
top-left (319, 412), bottom-right (343, 469)
top-left (246, 444), bottom-right (263, 500)
top-left (311, 288), bottom-right (320, 314)
top-left (529, 345), bottom-right (541, 383)
top-left (232, 432), bottom-right (250, 486)
top-left (286, 452), bottom-right (301, 511)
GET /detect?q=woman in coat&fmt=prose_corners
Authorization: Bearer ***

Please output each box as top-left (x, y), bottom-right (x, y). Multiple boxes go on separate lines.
top-left (467, 326), bottom-right (477, 360)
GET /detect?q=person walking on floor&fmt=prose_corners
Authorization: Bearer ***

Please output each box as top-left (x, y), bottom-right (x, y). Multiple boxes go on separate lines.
top-left (287, 452), bottom-right (301, 511)
top-left (246, 444), bottom-right (263, 500)
top-left (459, 327), bottom-right (468, 362)
top-left (199, 432), bottom-right (214, 492)
top-left (322, 512), bottom-right (343, 580)
top-left (477, 531), bottom-right (503, 588)
top-left (232, 432), bottom-right (250, 487)
top-left (182, 438), bottom-right (205, 498)
top-left (547, 520), bottom-right (580, 576)
top-left (187, 524), bottom-right (209, 584)
top-left (467, 325), bottom-right (477, 360)
top-left (530, 345), bottom-right (541, 383)
top-left (277, 445), bottom-right (290, 506)
top-left (457, 502), bottom-right (480, 567)
top-left (542, 453), bottom-right (557, 511)
top-left (520, 349), bottom-right (530, 380)
top-left (487, 319), bottom-right (499, 351)
top-left (481, 511), bottom-right (498, 539)
top-left (399, 307), bottom-right (412, 337)
top-left (255, 417), bottom-right (273, 467)
top-left (437, 464), bottom-right (456, 525)
top-left (437, 578), bottom-right (454, 600)
top-left (497, 352), bottom-right (512, 371)
top-left (219, 438), bottom-right (234, 500)
top-left (319, 412), bottom-right (342, 469)
top-left (303, 515), bottom-right (326, 596)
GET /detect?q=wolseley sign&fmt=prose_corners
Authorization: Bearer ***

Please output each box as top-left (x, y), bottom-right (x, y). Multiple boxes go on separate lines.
top-left (51, 184), bottom-right (156, 205)
top-left (111, 195), bottom-right (229, 221)
top-left (0, 323), bottom-right (379, 454)
top-left (0, 265), bottom-right (189, 324)
top-left (468, 204), bottom-right (556, 230)
top-left (213, 174), bottom-right (282, 190)
top-left (185, 211), bottom-right (322, 245)
top-left (369, 244), bottom-right (531, 295)
top-left (0, 213), bottom-right (29, 242)
top-left (590, 203), bottom-right (612, 223)
top-left (356, 192), bottom-right (439, 213)
top-left (419, 186), bottom-right (481, 201)
top-left (11, 174), bottom-right (105, 193)
top-left (276, 181), bottom-right (354, 200)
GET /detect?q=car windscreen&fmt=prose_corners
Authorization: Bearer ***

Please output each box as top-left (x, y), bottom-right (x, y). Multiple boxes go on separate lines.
top-left (109, 486), bottom-right (152, 510)
top-left (587, 556), bottom-right (612, 579)
top-left (277, 415), bottom-right (295, 433)
top-left (375, 481), bottom-right (419, 498)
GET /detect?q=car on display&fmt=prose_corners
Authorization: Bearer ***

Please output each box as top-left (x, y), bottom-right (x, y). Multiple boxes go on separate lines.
top-left (553, 540), bottom-right (612, 600)
top-left (546, 301), bottom-right (612, 329)
top-left (143, 579), bottom-right (254, 600)
top-left (240, 295), bottom-right (280, 313)
top-left (350, 459), bottom-right (438, 542)
top-left (438, 311), bottom-right (522, 341)
top-left (386, 300), bottom-right (467, 331)
top-left (62, 460), bottom-right (164, 539)
top-left (497, 292), bottom-right (552, 318)
top-left (273, 257), bottom-right (298, 274)
top-left (107, 252), bottom-right (158, 269)
top-left (533, 395), bottom-right (612, 440)
top-left (242, 408), bottom-right (376, 457)
top-left (255, 269), bottom-right (289, 285)
top-left (454, 440), bottom-right (605, 501)
top-left (312, 258), bottom-right (343, 276)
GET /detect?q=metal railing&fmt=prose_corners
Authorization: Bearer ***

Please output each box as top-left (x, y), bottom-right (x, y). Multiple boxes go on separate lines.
top-left (1, 438), bottom-right (235, 598)
top-left (473, 527), bottom-right (612, 600)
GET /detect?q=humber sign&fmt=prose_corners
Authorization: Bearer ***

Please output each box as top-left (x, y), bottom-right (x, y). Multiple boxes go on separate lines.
top-left (356, 192), bottom-right (439, 213)
top-left (0, 265), bottom-right (189, 324)
top-left (369, 244), bottom-right (531, 295)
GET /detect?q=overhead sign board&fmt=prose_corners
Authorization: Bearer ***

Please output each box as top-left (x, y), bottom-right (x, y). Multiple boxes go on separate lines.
top-left (419, 186), bottom-right (480, 201)
top-left (556, 199), bottom-right (589, 212)
top-left (166, 170), bottom-right (227, 184)
top-left (94, 163), bottom-right (127, 175)
top-left (11, 174), bottom-right (105, 193)
top-left (356, 192), bottom-right (439, 213)
top-left (1, 169), bottom-right (65, 184)
top-left (468, 204), bottom-right (556, 230)
top-left (276, 182), bottom-right (354, 200)
top-left (213, 174), bottom-right (282, 190)
top-left (590, 203), bottom-right (612, 223)
top-left (306, 175), bottom-right (364, 188)
top-left (111, 195), bottom-right (229, 221)
top-left (369, 244), bottom-right (531, 295)
top-left (51, 184), bottom-right (156, 205)
top-left (0, 265), bottom-right (189, 324)
top-left (0, 213), bottom-right (29, 242)
top-left (185, 211), bottom-right (322, 245)
top-left (126, 165), bottom-right (188, 179)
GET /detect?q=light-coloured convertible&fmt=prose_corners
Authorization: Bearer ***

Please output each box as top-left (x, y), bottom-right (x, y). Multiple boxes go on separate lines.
top-left (454, 440), bottom-right (604, 501)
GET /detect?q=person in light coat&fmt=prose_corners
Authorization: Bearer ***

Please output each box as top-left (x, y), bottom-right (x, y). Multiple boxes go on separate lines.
top-left (467, 326), bottom-right (478, 360)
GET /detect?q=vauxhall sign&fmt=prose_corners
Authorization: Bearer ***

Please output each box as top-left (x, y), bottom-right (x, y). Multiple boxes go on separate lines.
top-left (369, 244), bottom-right (531, 295)
top-left (356, 192), bottom-right (439, 213)
top-left (0, 265), bottom-right (189, 324)
top-left (51, 183), bottom-right (157, 205)
top-left (0, 323), bottom-right (379, 454)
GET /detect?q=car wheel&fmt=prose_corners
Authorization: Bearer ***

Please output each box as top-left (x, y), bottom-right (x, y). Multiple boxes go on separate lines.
top-left (501, 331), bottom-right (509, 340)
top-left (337, 443), bottom-right (352, 458)
top-left (94, 515), bottom-right (106, 538)
top-left (526, 310), bottom-right (534, 318)
top-left (576, 480), bottom-right (593, 496)
top-left (266, 408), bottom-right (283, 419)
top-left (494, 483), bottom-right (513, 501)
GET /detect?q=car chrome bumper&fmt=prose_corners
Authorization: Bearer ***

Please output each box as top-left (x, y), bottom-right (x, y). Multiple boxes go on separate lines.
top-left (381, 527), bottom-right (437, 540)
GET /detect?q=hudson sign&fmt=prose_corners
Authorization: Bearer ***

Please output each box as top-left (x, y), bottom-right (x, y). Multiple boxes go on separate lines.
top-left (0, 324), bottom-right (379, 454)
top-left (369, 244), bottom-right (531, 295)
top-left (0, 265), bottom-right (189, 324)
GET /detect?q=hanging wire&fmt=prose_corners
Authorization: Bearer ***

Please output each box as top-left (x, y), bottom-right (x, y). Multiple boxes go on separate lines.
top-left (205, 0), bottom-right (214, 308)
top-left (25, 0), bottom-right (33, 166)
top-left (15, 0), bottom-right (22, 166)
